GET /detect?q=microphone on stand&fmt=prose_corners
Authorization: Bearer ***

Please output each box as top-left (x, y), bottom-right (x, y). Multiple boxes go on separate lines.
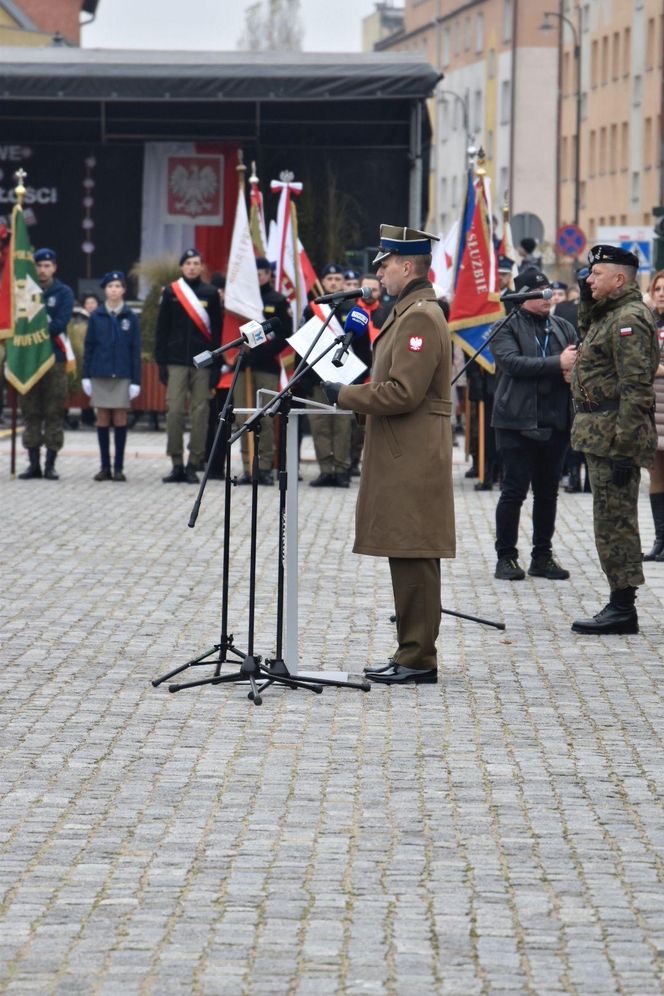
top-left (332, 307), bottom-right (370, 368)
top-left (500, 288), bottom-right (554, 304)
top-left (193, 317), bottom-right (283, 368)
top-left (314, 286), bottom-right (373, 306)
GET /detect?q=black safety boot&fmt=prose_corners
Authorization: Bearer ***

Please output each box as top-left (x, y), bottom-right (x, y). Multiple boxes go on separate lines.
top-left (18, 447), bottom-right (42, 479)
top-left (43, 449), bottom-right (59, 480)
top-left (571, 587), bottom-right (638, 635)
top-left (643, 493), bottom-right (664, 561)
top-left (528, 554), bottom-right (570, 580)
top-left (494, 556), bottom-right (525, 581)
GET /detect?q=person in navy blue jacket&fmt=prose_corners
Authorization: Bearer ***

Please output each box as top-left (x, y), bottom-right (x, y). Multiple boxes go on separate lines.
top-left (18, 248), bottom-right (74, 480)
top-left (82, 271), bottom-right (141, 481)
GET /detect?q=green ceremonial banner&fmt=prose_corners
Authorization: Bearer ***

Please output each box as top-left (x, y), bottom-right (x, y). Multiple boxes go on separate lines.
top-left (4, 204), bottom-right (54, 395)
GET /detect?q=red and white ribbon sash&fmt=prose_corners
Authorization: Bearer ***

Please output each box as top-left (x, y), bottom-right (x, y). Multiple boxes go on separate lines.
top-left (171, 278), bottom-right (212, 344)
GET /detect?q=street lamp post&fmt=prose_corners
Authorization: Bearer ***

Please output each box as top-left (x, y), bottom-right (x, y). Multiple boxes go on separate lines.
top-left (540, 7), bottom-right (582, 228)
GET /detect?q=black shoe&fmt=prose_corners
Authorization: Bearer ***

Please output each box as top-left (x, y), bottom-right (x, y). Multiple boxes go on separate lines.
top-left (363, 657), bottom-right (396, 675)
top-left (367, 665), bottom-right (438, 685)
top-left (44, 450), bottom-right (59, 480)
top-left (94, 467), bottom-right (113, 481)
top-left (309, 473), bottom-right (337, 488)
top-left (564, 472), bottom-right (581, 493)
top-left (495, 557), bottom-right (525, 581)
top-left (113, 470), bottom-right (127, 482)
top-left (183, 463), bottom-right (199, 484)
top-left (572, 604), bottom-right (639, 635)
top-left (528, 555), bottom-right (570, 580)
top-left (162, 465), bottom-right (185, 483)
top-left (464, 464), bottom-right (479, 479)
top-left (18, 447), bottom-right (42, 479)
top-left (236, 471), bottom-right (253, 485)
top-left (335, 471), bottom-right (350, 488)
top-left (474, 480), bottom-right (493, 491)
top-left (643, 494), bottom-right (664, 560)
top-left (257, 470), bottom-right (274, 486)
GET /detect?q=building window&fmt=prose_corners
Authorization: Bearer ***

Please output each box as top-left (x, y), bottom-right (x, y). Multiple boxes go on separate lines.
top-left (623, 27), bottom-right (631, 76)
top-left (589, 130), bottom-right (596, 176)
top-left (502, 0), bottom-right (512, 43)
top-left (591, 40), bottom-right (598, 88)
top-left (476, 13), bottom-right (484, 53)
top-left (582, 3), bottom-right (590, 32)
top-left (601, 35), bottom-right (608, 84)
top-left (563, 52), bottom-right (571, 96)
top-left (646, 19), bottom-right (655, 70)
top-left (633, 75), bottom-right (642, 106)
top-left (631, 171), bottom-right (640, 205)
top-left (486, 129), bottom-right (494, 159)
top-left (464, 16), bottom-right (471, 51)
top-left (599, 127), bottom-right (607, 174)
top-left (644, 117), bottom-right (653, 167)
top-left (473, 90), bottom-right (482, 134)
top-left (609, 215), bottom-right (616, 225)
top-left (580, 181), bottom-right (586, 210)
top-left (621, 122), bottom-right (629, 171)
top-left (441, 177), bottom-right (448, 210)
top-left (499, 167), bottom-right (509, 201)
top-left (454, 19), bottom-right (461, 56)
top-left (611, 32), bottom-right (620, 80)
top-left (500, 80), bottom-right (511, 124)
top-left (620, 215), bottom-right (627, 224)
top-left (452, 176), bottom-right (458, 209)
top-left (609, 124), bottom-right (617, 174)
top-left (488, 48), bottom-right (496, 78)
top-left (561, 137), bottom-right (568, 180)
top-left (442, 27), bottom-right (450, 67)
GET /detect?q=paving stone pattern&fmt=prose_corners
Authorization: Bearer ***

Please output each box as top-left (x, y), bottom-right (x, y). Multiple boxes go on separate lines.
top-left (1, 427), bottom-right (663, 994)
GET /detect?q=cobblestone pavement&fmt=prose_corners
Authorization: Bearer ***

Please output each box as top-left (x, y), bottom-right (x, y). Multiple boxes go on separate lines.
top-left (1, 423), bottom-right (663, 995)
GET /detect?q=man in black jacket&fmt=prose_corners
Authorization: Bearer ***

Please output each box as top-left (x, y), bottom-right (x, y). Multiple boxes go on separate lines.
top-left (491, 268), bottom-right (578, 580)
top-left (237, 258), bottom-right (291, 485)
top-left (155, 248), bottom-right (221, 484)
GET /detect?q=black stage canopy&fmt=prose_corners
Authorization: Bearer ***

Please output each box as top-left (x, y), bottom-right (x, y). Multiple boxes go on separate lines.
top-left (0, 48), bottom-right (440, 281)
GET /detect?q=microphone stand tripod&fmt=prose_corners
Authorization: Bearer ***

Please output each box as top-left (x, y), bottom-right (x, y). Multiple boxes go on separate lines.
top-left (152, 353), bottom-right (248, 689)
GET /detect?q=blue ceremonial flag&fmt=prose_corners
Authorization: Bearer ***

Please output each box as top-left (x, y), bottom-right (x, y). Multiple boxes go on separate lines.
top-left (448, 170), bottom-right (504, 374)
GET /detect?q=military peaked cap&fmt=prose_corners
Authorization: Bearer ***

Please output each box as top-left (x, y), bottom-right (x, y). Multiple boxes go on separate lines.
top-left (255, 256), bottom-right (271, 270)
top-left (179, 248), bottom-right (201, 266)
top-left (373, 224), bottom-right (440, 265)
top-left (100, 270), bottom-right (126, 287)
top-left (344, 269), bottom-right (361, 280)
top-left (550, 280), bottom-right (568, 290)
top-left (514, 267), bottom-right (550, 292)
top-left (588, 244), bottom-right (639, 269)
top-left (497, 255), bottom-right (515, 273)
top-left (34, 248), bottom-right (56, 263)
top-left (321, 263), bottom-right (344, 277)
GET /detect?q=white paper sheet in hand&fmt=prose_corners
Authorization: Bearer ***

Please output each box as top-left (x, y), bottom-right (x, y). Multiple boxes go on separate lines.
top-left (287, 314), bottom-right (367, 387)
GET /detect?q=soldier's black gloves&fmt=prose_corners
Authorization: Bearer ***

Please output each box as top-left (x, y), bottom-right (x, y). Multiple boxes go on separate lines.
top-left (322, 381), bottom-right (342, 406)
top-left (611, 458), bottom-right (635, 487)
top-left (158, 364), bottom-right (169, 386)
top-left (577, 266), bottom-right (593, 302)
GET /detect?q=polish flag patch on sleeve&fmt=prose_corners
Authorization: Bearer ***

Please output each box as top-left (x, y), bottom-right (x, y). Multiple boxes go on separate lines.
top-left (408, 335), bottom-right (423, 352)
top-left (619, 327), bottom-right (633, 336)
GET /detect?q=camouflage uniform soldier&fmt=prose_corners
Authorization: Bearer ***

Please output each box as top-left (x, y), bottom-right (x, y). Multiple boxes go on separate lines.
top-left (570, 245), bottom-right (659, 634)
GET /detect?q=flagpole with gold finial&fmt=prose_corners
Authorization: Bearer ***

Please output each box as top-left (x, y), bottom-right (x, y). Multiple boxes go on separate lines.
top-left (8, 169), bottom-right (27, 477)
top-left (236, 151), bottom-right (255, 468)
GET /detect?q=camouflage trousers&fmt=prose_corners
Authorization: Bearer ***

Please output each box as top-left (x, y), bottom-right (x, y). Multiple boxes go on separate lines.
top-left (21, 362), bottom-right (68, 452)
top-left (586, 453), bottom-right (644, 590)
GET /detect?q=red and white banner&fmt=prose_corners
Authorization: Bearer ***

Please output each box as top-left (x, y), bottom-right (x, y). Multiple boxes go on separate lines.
top-left (268, 178), bottom-right (307, 332)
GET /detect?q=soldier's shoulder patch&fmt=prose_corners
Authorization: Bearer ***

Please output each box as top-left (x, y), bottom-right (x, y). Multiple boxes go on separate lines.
top-left (620, 327), bottom-right (633, 337)
top-left (408, 335), bottom-right (423, 352)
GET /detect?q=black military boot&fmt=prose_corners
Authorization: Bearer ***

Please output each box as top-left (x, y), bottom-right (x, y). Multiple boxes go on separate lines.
top-left (564, 467), bottom-right (581, 493)
top-left (643, 493), bottom-right (664, 561)
top-left (43, 449), bottom-right (59, 480)
top-left (571, 587), bottom-right (638, 635)
top-left (18, 447), bottom-right (42, 479)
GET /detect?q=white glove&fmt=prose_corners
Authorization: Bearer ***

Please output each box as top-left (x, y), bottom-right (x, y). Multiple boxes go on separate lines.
top-left (129, 384), bottom-right (141, 401)
top-left (81, 378), bottom-right (92, 397)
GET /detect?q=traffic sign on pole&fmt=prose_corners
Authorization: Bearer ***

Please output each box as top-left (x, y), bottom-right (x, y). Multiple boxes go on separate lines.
top-left (556, 224), bottom-right (587, 257)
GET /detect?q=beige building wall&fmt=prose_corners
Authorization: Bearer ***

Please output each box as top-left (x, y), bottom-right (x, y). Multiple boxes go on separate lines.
top-left (375, 0), bottom-right (560, 246)
top-left (559, 0), bottom-right (663, 243)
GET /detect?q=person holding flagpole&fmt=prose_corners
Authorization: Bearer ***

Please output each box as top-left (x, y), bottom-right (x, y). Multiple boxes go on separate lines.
top-left (18, 248), bottom-right (74, 481)
top-left (155, 248), bottom-right (221, 484)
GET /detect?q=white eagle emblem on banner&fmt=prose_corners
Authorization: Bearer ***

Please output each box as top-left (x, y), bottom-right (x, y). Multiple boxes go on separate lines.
top-left (165, 155), bottom-right (224, 225)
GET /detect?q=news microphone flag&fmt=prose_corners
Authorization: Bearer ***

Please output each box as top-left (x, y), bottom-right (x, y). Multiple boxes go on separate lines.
top-left (448, 170), bottom-right (504, 374)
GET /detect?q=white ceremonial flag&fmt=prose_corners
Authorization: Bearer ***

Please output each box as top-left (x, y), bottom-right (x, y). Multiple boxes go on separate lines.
top-left (224, 185), bottom-right (264, 323)
top-left (288, 312), bottom-right (367, 387)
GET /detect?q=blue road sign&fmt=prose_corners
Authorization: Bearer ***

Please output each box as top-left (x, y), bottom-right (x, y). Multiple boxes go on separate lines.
top-left (621, 240), bottom-right (651, 272)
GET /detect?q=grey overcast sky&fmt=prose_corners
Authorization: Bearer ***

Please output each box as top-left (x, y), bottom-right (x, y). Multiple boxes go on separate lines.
top-left (82, 0), bottom-right (379, 52)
